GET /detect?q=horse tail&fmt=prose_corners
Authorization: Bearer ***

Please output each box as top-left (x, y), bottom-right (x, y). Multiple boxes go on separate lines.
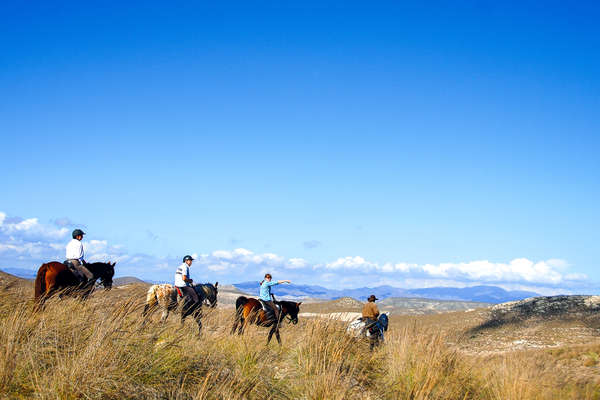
top-left (34, 263), bottom-right (48, 303)
top-left (142, 284), bottom-right (160, 317)
top-left (235, 296), bottom-right (249, 315)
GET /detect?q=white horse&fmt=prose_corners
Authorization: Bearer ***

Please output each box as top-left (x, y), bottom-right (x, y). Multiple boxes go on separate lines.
top-left (346, 313), bottom-right (389, 349)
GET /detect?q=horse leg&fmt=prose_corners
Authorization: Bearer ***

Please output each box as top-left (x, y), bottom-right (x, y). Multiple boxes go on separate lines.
top-left (81, 285), bottom-right (94, 300)
top-left (160, 308), bottom-right (169, 323)
top-left (238, 308), bottom-right (251, 335)
top-left (141, 304), bottom-right (150, 326)
top-left (192, 304), bottom-right (203, 334)
top-left (238, 317), bottom-right (246, 335)
top-left (267, 325), bottom-right (276, 344)
top-left (181, 297), bottom-right (194, 321)
top-left (180, 303), bottom-right (189, 326)
top-left (275, 326), bottom-right (281, 345)
top-left (42, 273), bottom-right (58, 303)
top-left (231, 314), bottom-right (239, 335)
top-left (196, 316), bottom-right (203, 335)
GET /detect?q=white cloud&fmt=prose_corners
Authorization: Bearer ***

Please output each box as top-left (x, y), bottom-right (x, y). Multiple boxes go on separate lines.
top-left (0, 212), bottom-right (69, 241)
top-left (0, 211), bottom-right (593, 294)
top-left (313, 256), bottom-right (579, 287)
top-left (0, 212), bottom-right (172, 277)
top-left (287, 258), bottom-right (309, 269)
top-left (194, 248), bottom-right (287, 274)
top-left (322, 256), bottom-right (378, 270)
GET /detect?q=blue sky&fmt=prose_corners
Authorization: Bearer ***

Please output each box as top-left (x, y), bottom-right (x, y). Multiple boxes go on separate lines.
top-left (1, 2), bottom-right (598, 294)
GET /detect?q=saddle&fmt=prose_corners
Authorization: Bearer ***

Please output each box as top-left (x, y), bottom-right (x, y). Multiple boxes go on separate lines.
top-left (259, 299), bottom-right (280, 319)
top-left (63, 260), bottom-right (86, 283)
top-left (362, 318), bottom-right (379, 335)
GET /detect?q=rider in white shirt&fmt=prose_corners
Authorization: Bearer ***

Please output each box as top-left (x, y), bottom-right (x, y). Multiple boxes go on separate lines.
top-left (65, 229), bottom-right (93, 281)
top-left (175, 255), bottom-right (199, 304)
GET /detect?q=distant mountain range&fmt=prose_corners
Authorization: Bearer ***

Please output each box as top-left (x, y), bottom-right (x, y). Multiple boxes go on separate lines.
top-left (0, 268), bottom-right (37, 280)
top-left (0, 268), bottom-right (539, 304)
top-left (0, 269), bottom-right (149, 287)
top-left (233, 281), bottom-right (539, 304)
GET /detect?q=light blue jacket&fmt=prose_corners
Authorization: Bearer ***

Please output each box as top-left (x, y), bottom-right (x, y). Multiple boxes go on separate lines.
top-left (259, 280), bottom-right (279, 301)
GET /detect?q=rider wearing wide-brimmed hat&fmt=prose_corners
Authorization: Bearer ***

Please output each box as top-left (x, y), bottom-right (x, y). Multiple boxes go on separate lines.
top-left (362, 294), bottom-right (380, 324)
top-left (65, 229), bottom-right (93, 282)
top-left (175, 255), bottom-right (199, 304)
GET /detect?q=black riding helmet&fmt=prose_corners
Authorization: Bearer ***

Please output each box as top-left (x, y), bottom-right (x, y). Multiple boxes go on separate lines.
top-left (72, 229), bottom-right (86, 238)
top-left (183, 255), bottom-right (194, 262)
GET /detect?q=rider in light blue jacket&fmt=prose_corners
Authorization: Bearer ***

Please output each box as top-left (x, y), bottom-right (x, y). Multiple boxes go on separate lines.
top-left (259, 273), bottom-right (291, 321)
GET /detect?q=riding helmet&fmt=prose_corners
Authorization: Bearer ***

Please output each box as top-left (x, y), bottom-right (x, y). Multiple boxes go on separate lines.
top-left (183, 255), bottom-right (195, 262)
top-left (72, 229), bottom-right (86, 238)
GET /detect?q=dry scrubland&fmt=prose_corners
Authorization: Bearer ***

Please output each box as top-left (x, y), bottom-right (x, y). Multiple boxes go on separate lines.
top-left (1, 273), bottom-right (600, 399)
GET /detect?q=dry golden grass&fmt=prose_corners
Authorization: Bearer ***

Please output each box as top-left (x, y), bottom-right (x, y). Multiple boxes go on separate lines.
top-left (1, 275), bottom-right (599, 399)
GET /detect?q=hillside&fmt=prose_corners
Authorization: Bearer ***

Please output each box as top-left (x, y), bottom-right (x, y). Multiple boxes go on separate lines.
top-left (214, 284), bottom-right (253, 307)
top-left (301, 296), bottom-right (490, 315)
top-left (0, 272), bottom-right (599, 398)
top-left (0, 267), bottom-right (36, 280)
top-left (379, 297), bottom-right (490, 314)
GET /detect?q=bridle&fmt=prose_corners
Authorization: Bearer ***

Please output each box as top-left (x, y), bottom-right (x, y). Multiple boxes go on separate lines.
top-left (278, 303), bottom-right (298, 324)
top-left (96, 265), bottom-right (113, 289)
top-left (199, 284), bottom-right (218, 307)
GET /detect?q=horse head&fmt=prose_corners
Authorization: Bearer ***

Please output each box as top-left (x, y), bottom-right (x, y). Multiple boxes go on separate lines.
top-left (197, 282), bottom-right (219, 308)
top-left (281, 301), bottom-right (302, 324)
top-left (206, 282), bottom-right (218, 307)
top-left (85, 261), bottom-right (116, 290)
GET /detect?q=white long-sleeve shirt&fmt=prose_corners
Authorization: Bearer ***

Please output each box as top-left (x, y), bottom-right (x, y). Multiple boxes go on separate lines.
top-left (66, 239), bottom-right (84, 262)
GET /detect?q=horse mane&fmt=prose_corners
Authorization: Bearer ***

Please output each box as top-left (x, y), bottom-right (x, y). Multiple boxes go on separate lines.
top-left (82, 262), bottom-right (115, 281)
top-left (84, 261), bottom-right (112, 269)
top-left (276, 299), bottom-right (299, 305)
top-left (196, 282), bottom-right (218, 293)
top-left (194, 282), bottom-right (214, 290)
top-left (192, 283), bottom-right (218, 303)
top-left (275, 299), bottom-right (301, 310)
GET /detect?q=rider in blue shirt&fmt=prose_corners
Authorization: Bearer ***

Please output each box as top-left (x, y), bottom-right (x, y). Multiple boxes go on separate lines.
top-left (259, 273), bottom-right (291, 321)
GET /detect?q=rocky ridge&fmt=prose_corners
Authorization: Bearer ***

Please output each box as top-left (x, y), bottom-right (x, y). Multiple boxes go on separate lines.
top-left (490, 295), bottom-right (600, 323)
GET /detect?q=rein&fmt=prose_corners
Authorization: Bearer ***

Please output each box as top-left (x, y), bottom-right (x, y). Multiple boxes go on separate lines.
top-left (276, 303), bottom-right (297, 324)
top-left (194, 284), bottom-right (217, 306)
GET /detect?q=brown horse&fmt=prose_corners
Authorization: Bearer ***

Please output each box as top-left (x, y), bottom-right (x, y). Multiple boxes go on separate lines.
top-left (34, 261), bottom-right (115, 306)
top-left (231, 296), bottom-right (301, 344)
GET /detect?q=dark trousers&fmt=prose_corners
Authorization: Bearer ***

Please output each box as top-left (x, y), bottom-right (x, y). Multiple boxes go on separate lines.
top-left (67, 260), bottom-right (93, 280)
top-left (264, 300), bottom-right (280, 321)
top-left (179, 286), bottom-right (199, 304)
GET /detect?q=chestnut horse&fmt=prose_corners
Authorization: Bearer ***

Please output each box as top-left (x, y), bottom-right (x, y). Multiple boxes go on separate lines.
top-left (34, 261), bottom-right (115, 306)
top-left (231, 296), bottom-right (301, 344)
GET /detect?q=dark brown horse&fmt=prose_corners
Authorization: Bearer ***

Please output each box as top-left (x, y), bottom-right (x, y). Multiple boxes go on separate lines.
top-left (231, 296), bottom-right (301, 344)
top-left (34, 261), bottom-right (115, 306)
